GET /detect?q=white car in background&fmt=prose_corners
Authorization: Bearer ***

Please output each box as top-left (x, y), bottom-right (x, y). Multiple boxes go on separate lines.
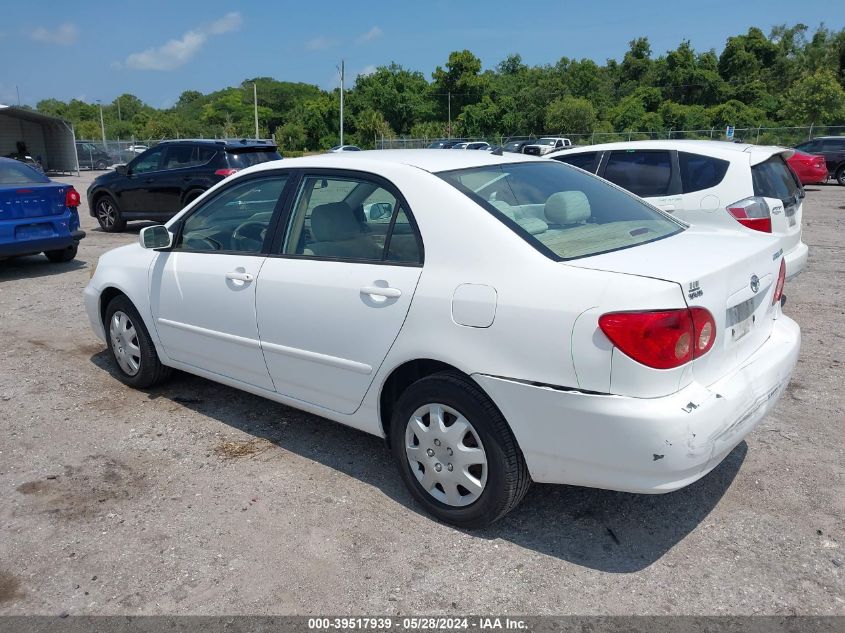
top-left (85, 150), bottom-right (799, 527)
top-left (547, 140), bottom-right (808, 279)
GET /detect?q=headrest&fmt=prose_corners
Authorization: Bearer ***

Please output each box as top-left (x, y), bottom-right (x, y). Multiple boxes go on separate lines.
top-left (311, 202), bottom-right (360, 242)
top-left (544, 191), bottom-right (590, 225)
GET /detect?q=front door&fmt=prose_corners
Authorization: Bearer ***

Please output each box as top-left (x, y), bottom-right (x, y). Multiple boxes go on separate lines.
top-left (149, 173), bottom-right (290, 390)
top-left (255, 172), bottom-right (424, 414)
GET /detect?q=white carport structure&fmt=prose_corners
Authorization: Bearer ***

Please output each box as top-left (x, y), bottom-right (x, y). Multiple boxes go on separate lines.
top-left (0, 105), bottom-right (79, 174)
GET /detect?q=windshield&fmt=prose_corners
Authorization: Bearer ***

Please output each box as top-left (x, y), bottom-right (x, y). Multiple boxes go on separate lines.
top-left (533, 138), bottom-right (557, 146)
top-left (0, 160), bottom-right (50, 184)
top-left (438, 161), bottom-right (684, 261)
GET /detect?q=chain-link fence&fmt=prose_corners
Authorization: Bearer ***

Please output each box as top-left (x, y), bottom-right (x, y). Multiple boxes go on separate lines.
top-left (376, 126), bottom-right (845, 150)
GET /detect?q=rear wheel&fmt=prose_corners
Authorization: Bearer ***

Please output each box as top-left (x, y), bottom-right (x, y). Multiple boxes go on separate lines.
top-left (44, 243), bottom-right (78, 263)
top-left (104, 295), bottom-right (171, 389)
top-left (836, 166), bottom-right (845, 187)
top-left (390, 371), bottom-right (530, 528)
top-left (95, 195), bottom-right (126, 232)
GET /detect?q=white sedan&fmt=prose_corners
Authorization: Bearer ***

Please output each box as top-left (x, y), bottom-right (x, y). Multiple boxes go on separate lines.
top-left (84, 150), bottom-right (800, 527)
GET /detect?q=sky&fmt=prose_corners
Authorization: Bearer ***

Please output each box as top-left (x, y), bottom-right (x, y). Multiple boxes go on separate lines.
top-left (0, 0), bottom-right (841, 108)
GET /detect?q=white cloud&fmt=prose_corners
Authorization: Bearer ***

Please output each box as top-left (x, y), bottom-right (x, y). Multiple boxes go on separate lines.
top-left (357, 26), bottom-right (383, 43)
top-left (358, 65), bottom-right (377, 77)
top-left (121, 12), bottom-right (241, 71)
top-left (305, 36), bottom-right (336, 51)
top-left (31, 23), bottom-right (78, 46)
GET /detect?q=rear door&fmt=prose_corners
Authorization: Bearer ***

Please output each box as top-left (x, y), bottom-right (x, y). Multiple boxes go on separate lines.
top-left (255, 170), bottom-right (423, 414)
top-left (600, 149), bottom-right (681, 212)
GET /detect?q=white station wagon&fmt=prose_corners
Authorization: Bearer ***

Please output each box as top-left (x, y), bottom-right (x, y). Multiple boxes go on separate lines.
top-left (85, 150), bottom-right (800, 527)
top-left (547, 140), bottom-right (809, 279)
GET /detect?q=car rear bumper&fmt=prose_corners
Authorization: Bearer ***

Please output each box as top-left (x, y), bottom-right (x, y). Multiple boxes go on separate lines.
top-left (784, 240), bottom-right (808, 280)
top-left (473, 315), bottom-right (800, 493)
top-left (0, 211), bottom-right (85, 257)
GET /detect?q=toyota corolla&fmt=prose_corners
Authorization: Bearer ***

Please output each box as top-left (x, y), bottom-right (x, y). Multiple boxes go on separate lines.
top-left (84, 150), bottom-right (800, 527)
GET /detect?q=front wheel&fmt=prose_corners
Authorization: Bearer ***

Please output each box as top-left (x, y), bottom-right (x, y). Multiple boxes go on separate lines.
top-left (94, 160), bottom-right (108, 170)
top-left (104, 295), bottom-right (171, 389)
top-left (836, 166), bottom-right (845, 187)
top-left (95, 195), bottom-right (126, 232)
top-left (44, 243), bottom-right (78, 262)
top-left (390, 371), bottom-right (530, 528)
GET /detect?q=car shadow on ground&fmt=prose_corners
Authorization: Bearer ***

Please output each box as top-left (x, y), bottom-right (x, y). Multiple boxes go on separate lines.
top-left (0, 256), bottom-right (87, 281)
top-left (88, 352), bottom-right (744, 573)
top-left (88, 221), bottom-right (158, 235)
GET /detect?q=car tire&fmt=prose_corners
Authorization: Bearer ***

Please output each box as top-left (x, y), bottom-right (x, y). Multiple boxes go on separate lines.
top-left (390, 370), bottom-right (530, 528)
top-left (836, 166), bottom-right (845, 187)
top-left (94, 160), bottom-right (108, 170)
top-left (104, 295), bottom-right (171, 389)
top-left (44, 243), bottom-right (78, 263)
top-left (95, 195), bottom-right (126, 232)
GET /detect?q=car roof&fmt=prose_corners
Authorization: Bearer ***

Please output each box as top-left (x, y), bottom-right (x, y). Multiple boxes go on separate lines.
top-left (157, 138), bottom-right (276, 149)
top-left (546, 139), bottom-right (792, 162)
top-left (244, 149), bottom-right (539, 175)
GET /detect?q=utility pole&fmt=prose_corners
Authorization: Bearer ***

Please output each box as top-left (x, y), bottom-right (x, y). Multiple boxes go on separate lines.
top-left (16, 86), bottom-right (21, 106)
top-left (97, 100), bottom-right (106, 145)
top-left (116, 96), bottom-right (121, 121)
top-left (447, 91), bottom-right (451, 138)
top-left (253, 82), bottom-right (259, 139)
top-left (339, 60), bottom-right (345, 146)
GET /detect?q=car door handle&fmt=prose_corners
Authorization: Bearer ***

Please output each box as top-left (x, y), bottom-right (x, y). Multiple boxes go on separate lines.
top-left (225, 271), bottom-right (254, 282)
top-left (360, 286), bottom-right (401, 299)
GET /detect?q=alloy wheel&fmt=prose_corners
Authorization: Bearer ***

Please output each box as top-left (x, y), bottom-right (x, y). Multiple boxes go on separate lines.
top-left (97, 199), bottom-right (117, 229)
top-left (109, 310), bottom-right (141, 376)
top-left (404, 402), bottom-right (487, 507)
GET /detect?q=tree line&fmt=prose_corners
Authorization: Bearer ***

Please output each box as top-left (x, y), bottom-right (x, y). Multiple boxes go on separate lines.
top-left (34, 24), bottom-right (845, 151)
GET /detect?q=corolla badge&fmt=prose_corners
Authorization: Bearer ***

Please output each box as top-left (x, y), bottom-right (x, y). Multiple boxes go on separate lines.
top-left (750, 275), bottom-right (760, 293)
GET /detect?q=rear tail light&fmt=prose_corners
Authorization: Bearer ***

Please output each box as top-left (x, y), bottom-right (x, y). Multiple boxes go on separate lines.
top-left (772, 258), bottom-right (786, 305)
top-left (727, 197), bottom-right (771, 232)
top-left (65, 187), bottom-right (81, 208)
top-left (214, 168), bottom-right (239, 177)
top-left (598, 307), bottom-right (716, 370)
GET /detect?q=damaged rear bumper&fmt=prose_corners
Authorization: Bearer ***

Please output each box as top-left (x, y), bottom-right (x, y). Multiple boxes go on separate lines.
top-left (473, 315), bottom-right (800, 493)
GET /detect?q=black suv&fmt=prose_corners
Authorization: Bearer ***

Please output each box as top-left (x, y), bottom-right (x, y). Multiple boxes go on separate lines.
top-left (794, 136), bottom-right (845, 186)
top-left (86, 139), bottom-right (281, 231)
top-left (76, 142), bottom-right (114, 170)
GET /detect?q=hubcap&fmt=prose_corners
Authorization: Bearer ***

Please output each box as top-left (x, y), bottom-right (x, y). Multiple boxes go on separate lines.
top-left (405, 403), bottom-right (487, 507)
top-left (109, 311), bottom-right (141, 376)
top-left (97, 200), bottom-right (116, 227)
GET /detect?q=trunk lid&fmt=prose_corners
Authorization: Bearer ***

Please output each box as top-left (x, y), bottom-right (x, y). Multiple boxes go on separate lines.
top-left (0, 183), bottom-right (67, 220)
top-left (568, 225), bottom-right (784, 387)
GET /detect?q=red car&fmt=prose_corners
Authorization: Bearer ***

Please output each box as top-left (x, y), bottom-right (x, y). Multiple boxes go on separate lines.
top-left (787, 150), bottom-right (828, 185)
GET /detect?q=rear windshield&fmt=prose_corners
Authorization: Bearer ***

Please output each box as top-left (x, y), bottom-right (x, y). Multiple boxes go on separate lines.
top-left (752, 155), bottom-right (803, 202)
top-left (225, 148), bottom-right (282, 168)
top-left (0, 161), bottom-right (50, 184)
top-left (438, 161), bottom-right (684, 261)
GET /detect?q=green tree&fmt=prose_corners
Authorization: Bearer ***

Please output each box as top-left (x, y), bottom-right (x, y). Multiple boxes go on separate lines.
top-left (545, 97), bottom-right (597, 133)
top-left (781, 70), bottom-right (845, 124)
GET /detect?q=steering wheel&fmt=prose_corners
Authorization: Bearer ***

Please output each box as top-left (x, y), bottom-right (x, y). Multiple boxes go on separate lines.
top-left (232, 221), bottom-right (268, 251)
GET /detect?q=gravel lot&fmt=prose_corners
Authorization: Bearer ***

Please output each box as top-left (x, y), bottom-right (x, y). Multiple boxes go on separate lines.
top-left (0, 170), bottom-right (842, 616)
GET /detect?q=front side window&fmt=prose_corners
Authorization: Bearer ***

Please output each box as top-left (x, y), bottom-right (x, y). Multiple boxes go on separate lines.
top-left (131, 147), bottom-right (164, 174)
top-left (175, 175), bottom-right (288, 253)
top-left (603, 150), bottom-right (673, 197)
top-left (282, 175), bottom-right (420, 263)
top-left (678, 152), bottom-right (730, 193)
top-left (439, 161), bottom-right (683, 261)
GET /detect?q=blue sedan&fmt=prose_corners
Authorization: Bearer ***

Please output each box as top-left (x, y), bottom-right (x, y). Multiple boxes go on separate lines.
top-left (0, 157), bottom-right (85, 262)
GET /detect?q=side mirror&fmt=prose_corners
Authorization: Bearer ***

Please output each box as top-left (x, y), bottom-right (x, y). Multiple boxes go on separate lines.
top-left (115, 164), bottom-right (128, 176)
top-left (139, 225), bottom-right (172, 250)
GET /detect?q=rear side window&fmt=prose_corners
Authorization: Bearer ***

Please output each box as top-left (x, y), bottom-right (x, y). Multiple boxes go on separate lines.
top-left (752, 156), bottom-right (802, 202)
top-left (552, 151), bottom-right (599, 173)
top-left (678, 152), bottom-right (729, 193)
top-left (0, 160), bottom-right (50, 184)
top-left (226, 149), bottom-right (282, 168)
top-left (604, 150), bottom-right (673, 197)
top-left (439, 161), bottom-right (683, 261)
top-left (820, 138), bottom-right (845, 151)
